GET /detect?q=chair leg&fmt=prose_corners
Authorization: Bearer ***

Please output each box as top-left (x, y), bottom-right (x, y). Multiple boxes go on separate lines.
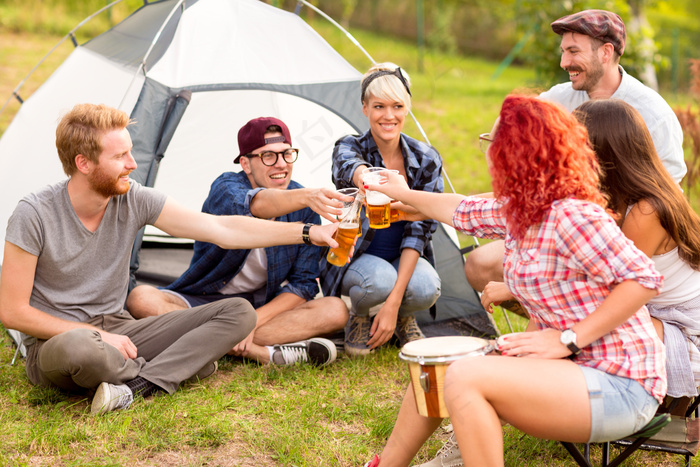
top-left (605, 438), bottom-right (649, 467)
top-left (560, 442), bottom-right (593, 467)
top-left (601, 442), bottom-right (609, 466)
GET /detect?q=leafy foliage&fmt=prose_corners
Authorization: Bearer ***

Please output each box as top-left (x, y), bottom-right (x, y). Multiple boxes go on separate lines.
top-left (513, 0), bottom-right (658, 87)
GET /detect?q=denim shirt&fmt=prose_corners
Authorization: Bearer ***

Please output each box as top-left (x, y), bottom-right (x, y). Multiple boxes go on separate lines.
top-left (320, 130), bottom-right (444, 297)
top-left (166, 171), bottom-right (321, 308)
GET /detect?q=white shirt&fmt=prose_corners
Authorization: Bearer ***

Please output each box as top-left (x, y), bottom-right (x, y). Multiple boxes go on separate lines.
top-left (540, 66), bottom-right (687, 183)
top-left (218, 248), bottom-right (268, 295)
top-left (648, 247), bottom-right (700, 306)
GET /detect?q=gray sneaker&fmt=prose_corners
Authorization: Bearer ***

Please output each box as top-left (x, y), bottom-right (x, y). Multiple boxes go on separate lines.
top-left (271, 338), bottom-right (337, 366)
top-left (91, 382), bottom-right (133, 414)
top-left (394, 315), bottom-right (425, 348)
top-left (416, 433), bottom-right (463, 467)
top-left (344, 314), bottom-right (372, 357)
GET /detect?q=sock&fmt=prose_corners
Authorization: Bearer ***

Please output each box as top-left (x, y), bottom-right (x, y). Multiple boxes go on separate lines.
top-left (266, 346), bottom-right (277, 364)
top-left (125, 376), bottom-right (159, 398)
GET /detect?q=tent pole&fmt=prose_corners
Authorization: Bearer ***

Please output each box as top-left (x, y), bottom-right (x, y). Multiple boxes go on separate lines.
top-left (293, 0), bottom-right (432, 148)
top-left (0, 0), bottom-right (128, 119)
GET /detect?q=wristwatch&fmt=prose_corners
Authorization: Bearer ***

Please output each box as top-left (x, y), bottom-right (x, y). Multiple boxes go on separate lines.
top-left (560, 329), bottom-right (582, 356)
top-left (302, 223), bottom-right (313, 245)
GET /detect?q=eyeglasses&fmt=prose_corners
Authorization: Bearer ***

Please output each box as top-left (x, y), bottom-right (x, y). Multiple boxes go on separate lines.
top-left (479, 133), bottom-right (493, 154)
top-left (246, 148), bottom-right (299, 166)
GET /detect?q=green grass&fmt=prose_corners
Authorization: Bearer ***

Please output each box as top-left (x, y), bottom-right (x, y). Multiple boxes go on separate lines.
top-left (1, 310), bottom-right (692, 466)
top-left (1, 3), bottom-right (700, 466)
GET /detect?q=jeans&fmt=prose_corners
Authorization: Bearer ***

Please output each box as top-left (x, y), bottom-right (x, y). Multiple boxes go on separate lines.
top-left (340, 253), bottom-right (441, 317)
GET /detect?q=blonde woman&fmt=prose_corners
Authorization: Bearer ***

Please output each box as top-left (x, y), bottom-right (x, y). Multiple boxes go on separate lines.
top-left (320, 63), bottom-right (443, 356)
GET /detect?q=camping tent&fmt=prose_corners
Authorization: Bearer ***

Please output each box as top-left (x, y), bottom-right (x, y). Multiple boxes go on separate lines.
top-left (0, 0), bottom-right (498, 340)
top-left (0, 0), bottom-right (366, 258)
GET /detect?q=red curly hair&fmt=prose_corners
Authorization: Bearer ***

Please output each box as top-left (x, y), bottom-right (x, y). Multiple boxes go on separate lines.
top-left (490, 94), bottom-right (607, 239)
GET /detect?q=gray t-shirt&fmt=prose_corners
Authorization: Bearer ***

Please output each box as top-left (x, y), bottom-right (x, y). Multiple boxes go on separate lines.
top-left (5, 179), bottom-right (167, 323)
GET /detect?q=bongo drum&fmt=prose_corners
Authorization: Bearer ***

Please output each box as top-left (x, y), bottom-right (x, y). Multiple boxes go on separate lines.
top-left (399, 336), bottom-right (492, 418)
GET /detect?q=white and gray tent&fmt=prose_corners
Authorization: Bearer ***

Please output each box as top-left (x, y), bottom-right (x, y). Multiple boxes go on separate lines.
top-left (0, 0), bottom-right (497, 359)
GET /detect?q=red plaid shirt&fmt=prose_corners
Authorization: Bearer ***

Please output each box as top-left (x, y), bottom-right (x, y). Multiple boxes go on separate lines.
top-left (453, 196), bottom-right (667, 402)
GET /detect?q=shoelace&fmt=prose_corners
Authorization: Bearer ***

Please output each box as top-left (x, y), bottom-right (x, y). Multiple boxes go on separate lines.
top-left (437, 434), bottom-right (458, 458)
top-left (111, 387), bottom-right (133, 410)
top-left (279, 344), bottom-right (308, 364)
top-left (347, 317), bottom-right (371, 343)
top-left (398, 318), bottom-right (423, 340)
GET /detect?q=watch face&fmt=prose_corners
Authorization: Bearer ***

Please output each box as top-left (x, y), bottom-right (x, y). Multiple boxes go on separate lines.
top-left (561, 330), bottom-right (575, 345)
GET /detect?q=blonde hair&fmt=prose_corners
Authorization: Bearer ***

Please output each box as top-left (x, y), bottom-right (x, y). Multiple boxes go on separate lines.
top-left (361, 62), bottom-right (412, 111)
top-left (55, 103), bottom-right (132, 175)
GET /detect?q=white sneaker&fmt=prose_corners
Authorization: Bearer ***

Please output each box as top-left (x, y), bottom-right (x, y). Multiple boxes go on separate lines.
top-left (91, 382), bottom-right (133, 414)
top-left (271, 338), bottom-right (337, 366)
top-left (416, 433), bottom-right (463, 466)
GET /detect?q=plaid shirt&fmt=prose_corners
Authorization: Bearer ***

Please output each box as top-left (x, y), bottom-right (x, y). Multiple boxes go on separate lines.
top-left (320, 131), bottom-right (443, 297)
top-left (166, 171), bottom-right (321, 308)
top-left (453, 196), bottom-right (667, 402)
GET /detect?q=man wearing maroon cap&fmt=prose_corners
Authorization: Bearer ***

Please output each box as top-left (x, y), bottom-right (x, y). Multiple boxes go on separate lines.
top-left (462, 8), bottom-right (687, 313)
top-left (127, 117), bottom-right (349, 367)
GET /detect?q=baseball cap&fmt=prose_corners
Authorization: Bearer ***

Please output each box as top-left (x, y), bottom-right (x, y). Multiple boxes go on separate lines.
top-left (234, 117), bottom-right (292, 163)
top-left (551, 9), bottom-right (626, 56)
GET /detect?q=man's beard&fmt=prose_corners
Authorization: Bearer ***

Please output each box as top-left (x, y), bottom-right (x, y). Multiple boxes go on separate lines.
top-left (89, 164), bottom-right (131, 197)
top-left (569, 58), bottom-right (605, 93)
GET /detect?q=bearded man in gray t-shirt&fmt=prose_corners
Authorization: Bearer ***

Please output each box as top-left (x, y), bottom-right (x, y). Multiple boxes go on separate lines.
top-left (0, 103), bottom-right (339, 414)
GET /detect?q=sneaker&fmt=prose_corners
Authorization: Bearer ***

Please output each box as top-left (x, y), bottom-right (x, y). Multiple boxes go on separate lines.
top-left (416, 433), bottom-right (463, 466)
top-left (344, 314), bottom-right (372, 357)
top-left (187, 360), bottom-right (218, 382)
top-left (363, 454), bottom-right (380, 467)
top-left (394, 315), bottom-right (425, 348)
top-left (91, 382), bottom-right (133, 414)
top-left (271, 338), bottom-right (337, 366)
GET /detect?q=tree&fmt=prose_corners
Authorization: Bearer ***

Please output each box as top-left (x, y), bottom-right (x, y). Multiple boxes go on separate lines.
top-left (514, 0), bottom-right (658, 89)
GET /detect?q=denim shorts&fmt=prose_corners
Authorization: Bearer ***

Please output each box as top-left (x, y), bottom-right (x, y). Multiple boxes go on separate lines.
top-left (580, 366), bottom-right (660, 443)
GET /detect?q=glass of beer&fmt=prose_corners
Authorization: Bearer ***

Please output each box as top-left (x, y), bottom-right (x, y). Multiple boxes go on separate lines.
top-left (327, 192), bottom-right (363, 267)
top-left (336, 188), bottom-right (359, 219)
top-left (362, 167), bottom-right (397, 229)
top-left (326, 219), bottom-right (360, 266)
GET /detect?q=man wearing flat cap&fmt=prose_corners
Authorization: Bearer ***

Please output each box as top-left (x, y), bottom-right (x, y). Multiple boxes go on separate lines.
top-left (461, 9), bottom-right (689, 309)
top-left (127, 117), bottom-right (349, 367)
top-left (542, 9), bottom-right (685, 183)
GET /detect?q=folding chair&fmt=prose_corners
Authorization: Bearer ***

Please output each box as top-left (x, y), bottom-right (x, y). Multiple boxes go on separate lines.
top-left (561, 412), bottom-right (671, 467)
top-left (606, 395), bottom-right (700, 467)
top-left (561, 393), bottom-right (700, 466)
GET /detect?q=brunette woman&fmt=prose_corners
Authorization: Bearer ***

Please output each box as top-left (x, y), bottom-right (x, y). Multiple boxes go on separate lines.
top-left (575, 98), bottom-right (700, 398)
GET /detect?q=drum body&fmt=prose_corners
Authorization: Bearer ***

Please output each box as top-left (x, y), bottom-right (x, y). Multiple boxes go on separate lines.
top-left (399, 336), bottom-right (493, 417)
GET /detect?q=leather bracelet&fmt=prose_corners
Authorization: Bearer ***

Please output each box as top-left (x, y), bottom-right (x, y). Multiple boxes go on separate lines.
top-left (302, 223), bottom-right (313, 245)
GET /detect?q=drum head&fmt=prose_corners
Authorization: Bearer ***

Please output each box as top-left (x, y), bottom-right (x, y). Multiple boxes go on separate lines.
top-left (399, 336), bottom-right (490, 362)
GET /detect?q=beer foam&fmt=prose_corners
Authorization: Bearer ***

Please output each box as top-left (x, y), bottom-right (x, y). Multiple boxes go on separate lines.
top-left (366, 190), bottom-right (391, 205)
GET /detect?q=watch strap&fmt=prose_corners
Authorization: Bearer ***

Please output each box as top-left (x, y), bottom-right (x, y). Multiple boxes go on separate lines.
top-left (302, 223), bottom-right (313, 245)
top-left (566, 341), bottom-right (581, 356)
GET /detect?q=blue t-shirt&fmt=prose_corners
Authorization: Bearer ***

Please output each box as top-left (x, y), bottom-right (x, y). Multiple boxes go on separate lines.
top-left (364, 221), bottom-right (407, 262)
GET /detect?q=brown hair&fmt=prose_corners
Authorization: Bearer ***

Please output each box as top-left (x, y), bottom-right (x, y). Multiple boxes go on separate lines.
top-left (55, 103), bottom-right (131, 175)
top-left (574, 99), bottom-right (700, 269)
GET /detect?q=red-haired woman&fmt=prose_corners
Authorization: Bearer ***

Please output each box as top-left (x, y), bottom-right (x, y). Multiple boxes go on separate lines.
top-left (362, 94), bottom-right (666, 467)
